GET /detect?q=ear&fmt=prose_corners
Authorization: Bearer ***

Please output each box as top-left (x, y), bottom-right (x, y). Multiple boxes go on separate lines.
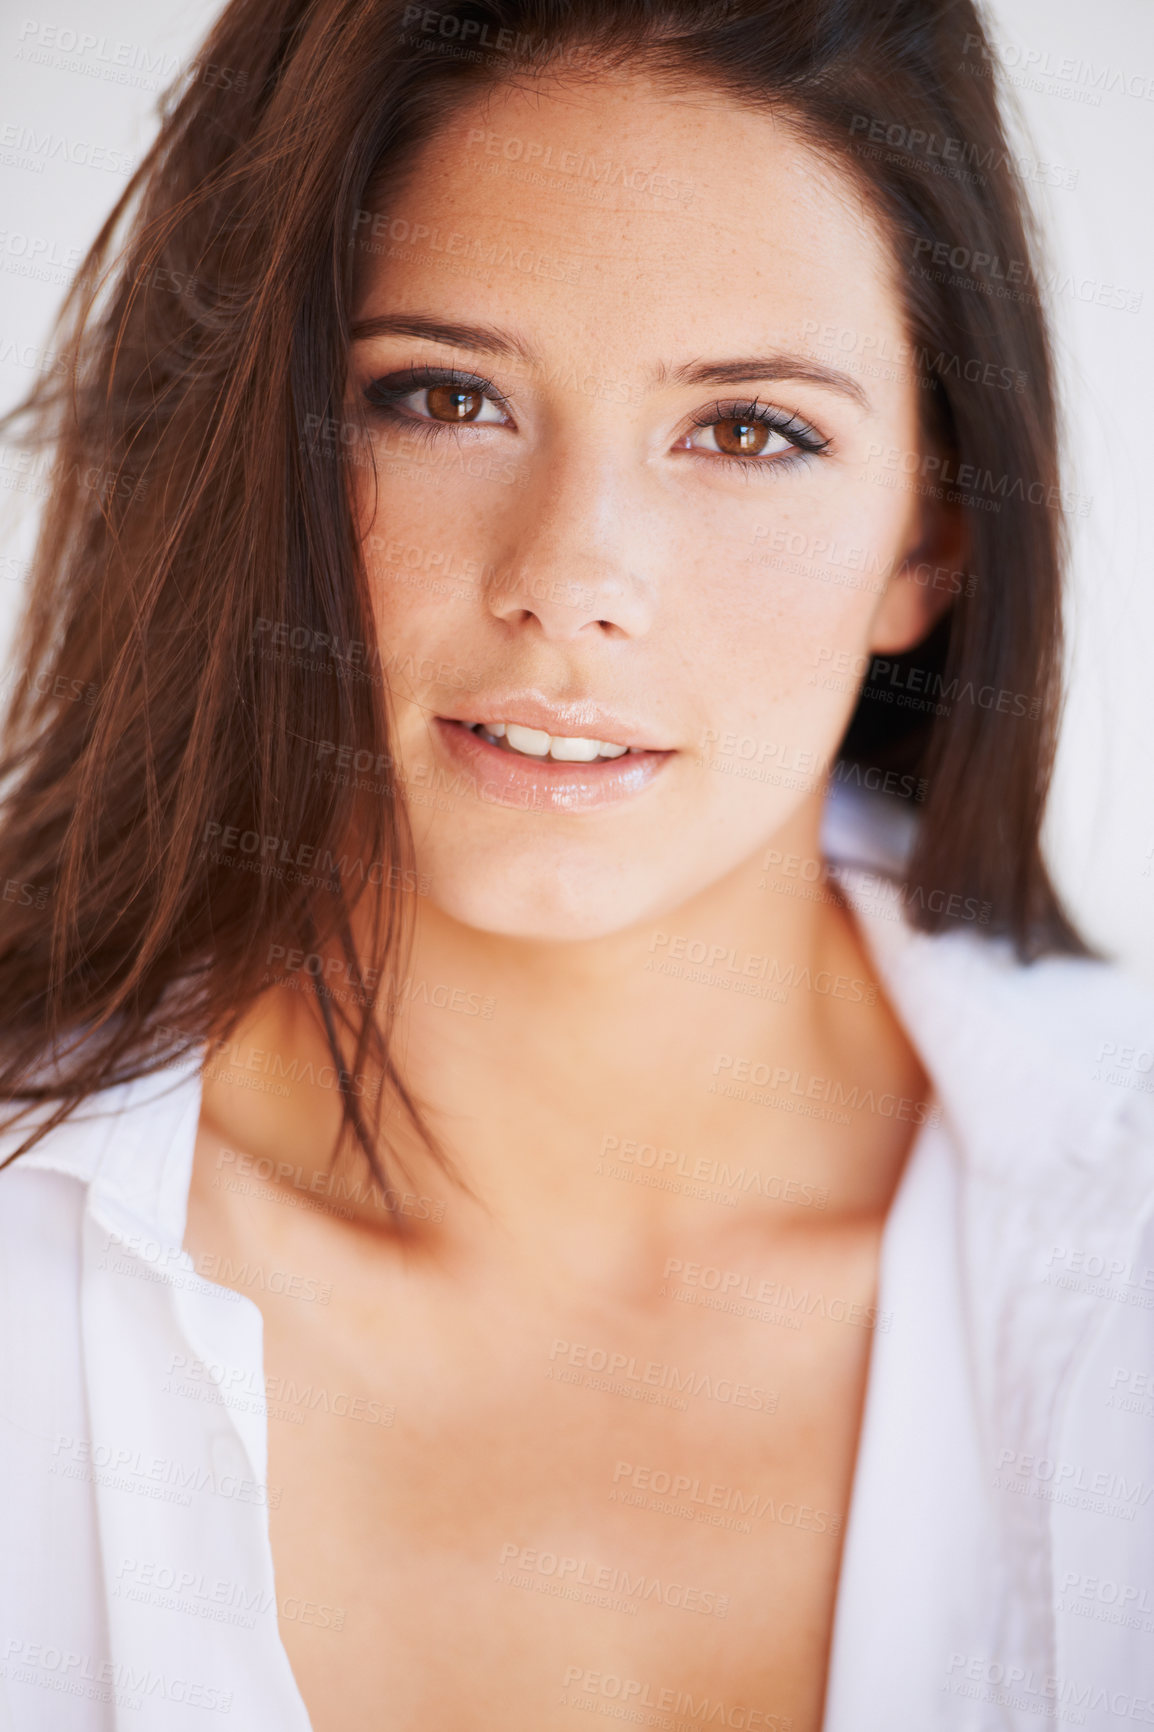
top-left (868, 494), bottom-right (968, 655)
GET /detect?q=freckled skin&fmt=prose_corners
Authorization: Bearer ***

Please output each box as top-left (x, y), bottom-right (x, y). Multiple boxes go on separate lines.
top-left (347, 75), bottom-right (945, 940)
top-left (187, 68), bottom-right (958, 1732)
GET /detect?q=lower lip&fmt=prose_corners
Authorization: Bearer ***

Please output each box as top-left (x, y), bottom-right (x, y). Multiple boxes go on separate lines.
top-left (433, 719), bottom-right (673, 812)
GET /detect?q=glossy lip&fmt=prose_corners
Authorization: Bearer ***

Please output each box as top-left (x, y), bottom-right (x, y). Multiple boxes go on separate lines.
top-left (441, 694), bottom-right (670, 753)
top-left (433, 717), bottom-right (673, 812)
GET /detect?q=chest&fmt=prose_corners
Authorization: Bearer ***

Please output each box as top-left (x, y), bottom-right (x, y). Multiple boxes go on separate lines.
top-left (253, 1241), bottom-right (883, 1732)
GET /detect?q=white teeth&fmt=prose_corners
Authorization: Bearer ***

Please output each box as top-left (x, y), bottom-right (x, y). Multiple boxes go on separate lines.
top-left (548, 736), bottom-right (601, 762)
top-left (504, 723), bottom-right (552, 757)
top-left (473, 721), bottom-right (632, 761)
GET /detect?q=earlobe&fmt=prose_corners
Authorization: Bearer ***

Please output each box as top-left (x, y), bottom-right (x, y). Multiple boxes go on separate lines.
top-left (868, 498), bottom-right (967, 656)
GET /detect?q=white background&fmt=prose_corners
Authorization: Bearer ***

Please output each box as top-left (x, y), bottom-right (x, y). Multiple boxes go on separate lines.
top-left (2, 0), bottom-right (1152, 977)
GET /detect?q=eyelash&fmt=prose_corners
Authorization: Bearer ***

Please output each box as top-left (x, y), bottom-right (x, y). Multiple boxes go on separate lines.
top-left (361, 367), bottom-right (831, 474)
top-left (688, 398), bottom-right (831, 474)
top-left (363, 367), bottom-right (509, 443)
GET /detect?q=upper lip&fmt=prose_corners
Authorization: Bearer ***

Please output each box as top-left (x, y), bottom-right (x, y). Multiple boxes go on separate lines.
top-left (439, 694), bottom-right (671, 752)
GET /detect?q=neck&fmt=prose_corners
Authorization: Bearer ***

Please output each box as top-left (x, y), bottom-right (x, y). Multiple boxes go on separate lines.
top-left (197, 795), bottom-right (928, 1272)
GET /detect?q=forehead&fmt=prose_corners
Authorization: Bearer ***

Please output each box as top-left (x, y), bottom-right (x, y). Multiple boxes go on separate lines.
top-left (354, 70), bottom-right (908, 371)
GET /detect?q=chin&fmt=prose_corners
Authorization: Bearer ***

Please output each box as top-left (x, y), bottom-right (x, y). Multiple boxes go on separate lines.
top-left (425, 861), bottom-right (659, 944)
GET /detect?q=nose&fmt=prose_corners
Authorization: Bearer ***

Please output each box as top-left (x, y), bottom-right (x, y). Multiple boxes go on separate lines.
top-left (483, 448), bottom-right (656, 642)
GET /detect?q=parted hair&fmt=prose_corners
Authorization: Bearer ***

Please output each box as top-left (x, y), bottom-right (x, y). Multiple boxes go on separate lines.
top-left (0, 0), bottom-right (1086, 1177)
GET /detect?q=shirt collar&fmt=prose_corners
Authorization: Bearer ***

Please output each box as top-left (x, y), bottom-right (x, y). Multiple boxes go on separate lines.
top-left (823, 781), bottom-right (1150, 1179)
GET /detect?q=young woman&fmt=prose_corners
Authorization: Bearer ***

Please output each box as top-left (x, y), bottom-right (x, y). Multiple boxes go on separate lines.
top-left (1, 1), bottom-right (1151, 1728)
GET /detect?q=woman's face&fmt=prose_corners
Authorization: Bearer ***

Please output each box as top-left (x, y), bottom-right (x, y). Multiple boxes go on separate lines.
top-left (347, 70), bottom-right (947, 940)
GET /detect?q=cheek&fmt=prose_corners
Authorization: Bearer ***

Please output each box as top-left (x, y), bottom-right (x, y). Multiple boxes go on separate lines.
top-left (357, 474), bottom-right (490, 673)
top-left (681, 486), bottom-right (905, 726)
top-left (690, 603), bottom-right (865, 805)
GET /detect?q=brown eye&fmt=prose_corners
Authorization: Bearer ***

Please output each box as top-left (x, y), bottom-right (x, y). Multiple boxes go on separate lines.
top-left (363, 372), bottom-right (511, 432)
top-left (714, 418), bottom-right (772, 455)
top-left (683, 410), bottom-right (800, 463)
top-left (426, 385), bottom-right (486, 422)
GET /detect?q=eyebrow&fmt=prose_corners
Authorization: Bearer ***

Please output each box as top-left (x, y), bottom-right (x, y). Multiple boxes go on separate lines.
top-left (350, 313), bottom-right (535, 365)
top-left (656, 355), bottom-right (870, 411)
top-left (350, 313), bottom-right (871, 410)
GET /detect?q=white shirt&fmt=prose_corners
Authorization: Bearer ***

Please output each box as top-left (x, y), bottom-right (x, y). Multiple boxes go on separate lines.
top-left (2, 790), bottom-right (1154, 1731)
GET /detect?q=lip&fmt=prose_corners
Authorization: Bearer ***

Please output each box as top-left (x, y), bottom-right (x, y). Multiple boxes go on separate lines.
top-left (433, 717), bottom-right (673, 812)
top-left (442, 695), bottom-right (669, 753)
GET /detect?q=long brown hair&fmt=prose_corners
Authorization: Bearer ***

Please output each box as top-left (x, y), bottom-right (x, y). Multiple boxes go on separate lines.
top-left (0, 0), bottom-right (1087, 1177)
